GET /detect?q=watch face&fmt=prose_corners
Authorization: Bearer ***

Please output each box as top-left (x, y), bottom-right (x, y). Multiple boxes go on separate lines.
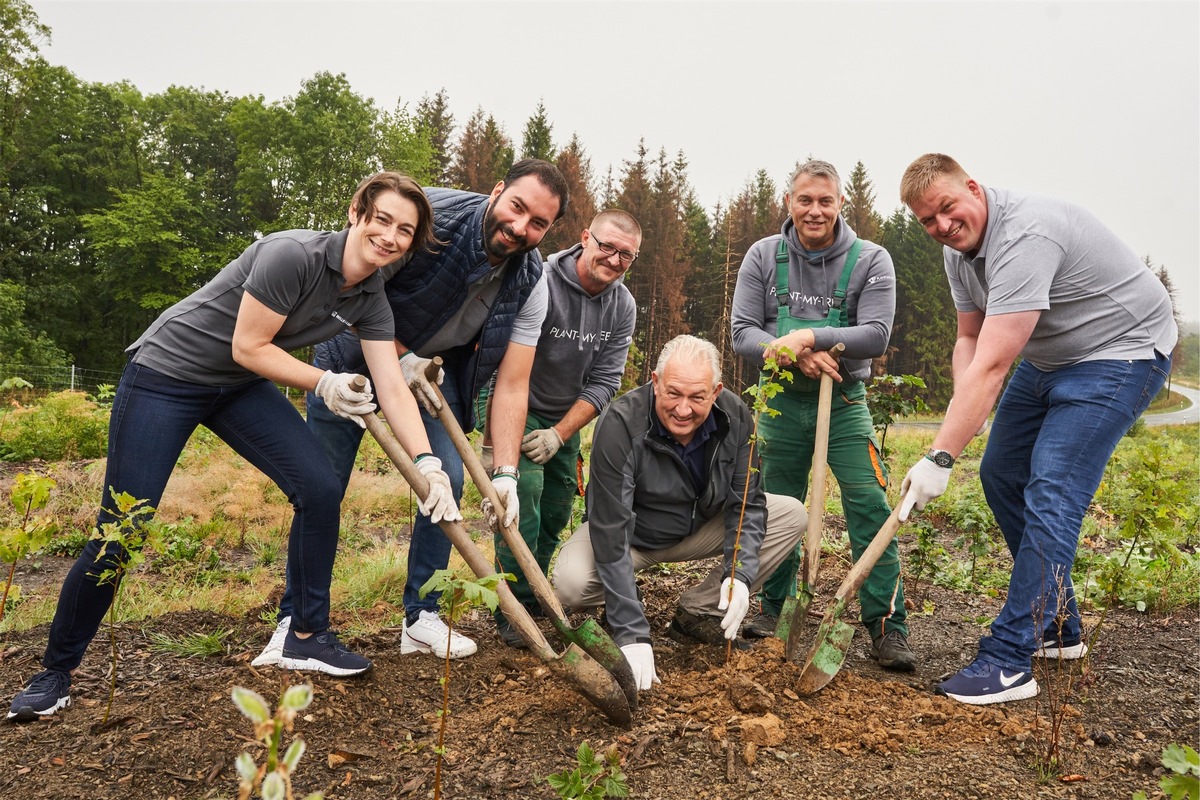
top-left (930, 450), bottom-right (954, 468)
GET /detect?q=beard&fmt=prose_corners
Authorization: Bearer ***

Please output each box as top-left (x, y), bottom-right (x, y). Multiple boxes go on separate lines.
top-left (482, 204), bottom-right (531, 261)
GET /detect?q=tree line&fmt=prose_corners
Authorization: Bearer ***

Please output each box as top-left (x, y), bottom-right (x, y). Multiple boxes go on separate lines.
top-left (0, 1), bottom-right (1184, 405)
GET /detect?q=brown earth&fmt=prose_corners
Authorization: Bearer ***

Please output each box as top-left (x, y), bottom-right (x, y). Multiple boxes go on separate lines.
top-left (1, 535), bottom-right (1196, 800)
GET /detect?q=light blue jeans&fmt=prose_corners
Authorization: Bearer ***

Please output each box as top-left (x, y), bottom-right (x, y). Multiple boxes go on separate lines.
top-left (976, 352), bottom-right (1170, 672)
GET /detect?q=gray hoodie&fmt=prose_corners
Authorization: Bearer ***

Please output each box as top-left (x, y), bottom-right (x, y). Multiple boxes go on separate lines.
top-left (730, 217), bottom-right (895, 382)
top-left (527, 243), bottom-right (637, 420)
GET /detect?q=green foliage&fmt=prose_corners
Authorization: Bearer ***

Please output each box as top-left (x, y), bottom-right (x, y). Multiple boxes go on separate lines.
top-left (1081, 428), bottom-right (1200, 614)
top-left (546, 741), bottom-right (630, 799)
top-left (0, 472), bottom-right (58, 620)
top-left (1132, 744), bottom-right (1200, 800)
top-left (0, 281), bottom-right (69, 368)
top-left (91, 488), bottom-right (165, 722)
top-left (232, 683), bottom-right (323, 800)
top-left (147, 627), bottom-right (231, 658)
top-left (0, 390), bottom-right (109, 461)
top-left (868, 373), bottom-right (930, 457)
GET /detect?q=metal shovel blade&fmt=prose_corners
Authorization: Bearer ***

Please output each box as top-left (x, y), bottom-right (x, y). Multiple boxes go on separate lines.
top-left (776, 346), bottom-right (842, 661)
top-left (359, 411), bottom-right (633, 726)
top-left (794, 504), bottom-right (906, 695)
top-left (422, 358), bottom-right (639, 710)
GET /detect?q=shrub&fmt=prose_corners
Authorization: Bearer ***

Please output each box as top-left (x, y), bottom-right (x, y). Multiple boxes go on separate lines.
top-left (0, 391), bottom-right (108, 461)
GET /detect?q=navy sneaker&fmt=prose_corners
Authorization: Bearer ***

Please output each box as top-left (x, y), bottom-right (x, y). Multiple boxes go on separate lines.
top-left (279, 629), bottom-right (371, 676)
top-left (1033, 631), bottom-right (1088, 660)
top-left (8, 669), bottom-right (71, 722)
top-left (936, 658), bottom-right (1039, 705)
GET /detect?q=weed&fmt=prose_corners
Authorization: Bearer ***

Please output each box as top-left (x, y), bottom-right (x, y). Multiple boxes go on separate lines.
top-left (546, 741), bottom-right (630, 799)
top-left (146, 627), bottom-right (231, 658)
top-left (231, 683), bottom-right (323, 800)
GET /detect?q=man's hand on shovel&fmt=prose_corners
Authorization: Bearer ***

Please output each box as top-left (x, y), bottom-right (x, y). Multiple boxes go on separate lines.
top-left (482, 471), bottom-right (520, 531)
top-left (399, 352), bottom-right (443, 414)
top-left (414, 456), bottom-right (461, 523)
top-left (619, 643), bottom-right (659, 691)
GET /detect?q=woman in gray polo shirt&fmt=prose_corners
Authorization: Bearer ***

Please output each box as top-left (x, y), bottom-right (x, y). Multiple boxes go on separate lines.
top-left (8, 172), bottom-right (458, 723)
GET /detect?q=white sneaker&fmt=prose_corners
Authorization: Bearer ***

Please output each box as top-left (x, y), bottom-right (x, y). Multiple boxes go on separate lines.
top-left (401, 610), bottom-right (477, 658)
top-left (251, 616), bottom-right (291, 667)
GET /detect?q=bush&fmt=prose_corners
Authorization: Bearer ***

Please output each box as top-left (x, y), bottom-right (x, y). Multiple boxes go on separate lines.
top-left (0, 391), bottom-right (109, 461)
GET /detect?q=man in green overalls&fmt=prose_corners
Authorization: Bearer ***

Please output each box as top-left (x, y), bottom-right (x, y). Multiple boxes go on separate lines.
top-left (730, 159), bottom-right (914, 671)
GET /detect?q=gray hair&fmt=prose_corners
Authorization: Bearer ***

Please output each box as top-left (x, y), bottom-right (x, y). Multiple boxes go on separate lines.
top-left (789, 159), bottom-right (842, 197)
top-left (655, 335), bottom-right (722, 388)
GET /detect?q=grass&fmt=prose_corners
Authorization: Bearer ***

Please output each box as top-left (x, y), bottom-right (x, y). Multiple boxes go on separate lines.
top-left (146, 626), bottom-right (232, 658)
top-left (0, 407), bottom-right (1195, 640)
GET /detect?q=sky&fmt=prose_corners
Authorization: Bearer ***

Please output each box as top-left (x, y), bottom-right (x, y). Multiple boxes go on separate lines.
top-left (28, 0), bottom-right (1200, 325)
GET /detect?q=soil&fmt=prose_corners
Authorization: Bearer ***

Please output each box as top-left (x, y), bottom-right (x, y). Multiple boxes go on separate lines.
top-left (0, 486), bottom-right (1196, 798)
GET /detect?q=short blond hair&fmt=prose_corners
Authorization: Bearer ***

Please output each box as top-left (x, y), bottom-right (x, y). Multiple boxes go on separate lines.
top-left (899, 154), bottom-right (971, 208)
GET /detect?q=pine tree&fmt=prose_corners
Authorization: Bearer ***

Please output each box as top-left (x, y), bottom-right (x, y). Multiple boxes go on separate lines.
top-left (415, 88), bottom-right (455, 185)
top-left (520, 99), bottom-right (555, 162)
top-left (448, 107), bottom-right (513, 193)
top-left (842, 160), bottom-right (883, 242)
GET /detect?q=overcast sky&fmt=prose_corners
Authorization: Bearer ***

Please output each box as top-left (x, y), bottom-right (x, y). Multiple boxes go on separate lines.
top-left (29, 0), bottom-right (1200, 324)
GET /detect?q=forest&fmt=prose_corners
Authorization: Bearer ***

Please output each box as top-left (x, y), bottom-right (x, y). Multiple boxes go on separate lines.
top-left (0, 0), bottom-right (1187, 402)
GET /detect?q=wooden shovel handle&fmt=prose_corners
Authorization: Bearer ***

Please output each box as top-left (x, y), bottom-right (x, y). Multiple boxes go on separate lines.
top-left (800, 342), bottom-right (844, 587)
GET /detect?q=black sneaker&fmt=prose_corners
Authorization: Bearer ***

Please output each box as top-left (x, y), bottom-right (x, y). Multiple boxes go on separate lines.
top-left (667, 608), bottom-right (751, 650)
top-left (494, 614), bottom-right (528, 650)
top-left (742, 613), bottom-right (779, 639)
top-left (870, 630), bottom-right (917, 672)
top-left (7, 669), bottom-right (71, 722)
top-left (279, 629), bottom-right (371, 676)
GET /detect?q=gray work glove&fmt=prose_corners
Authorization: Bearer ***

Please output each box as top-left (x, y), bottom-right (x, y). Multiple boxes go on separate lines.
top-left (315, 371), bottom-right (375, 428)
top-left (481, 472), bottom-right (519, 531)
top-left (619, 642), bottom-right (660, 691)
top-left (520, 427), bottom-right (564, 465)
top-left (898, 458), bottom-right (952, 521)
top-left (415, 456), bottom-right (461, 523)
top-left (399, 352), bottom-right (442, 415)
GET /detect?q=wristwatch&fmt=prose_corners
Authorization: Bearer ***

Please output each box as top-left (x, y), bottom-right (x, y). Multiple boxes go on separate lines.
top-left (492, 465), bottom-right (520, 481)
top-left (926, 449), bottom-right (955, 469)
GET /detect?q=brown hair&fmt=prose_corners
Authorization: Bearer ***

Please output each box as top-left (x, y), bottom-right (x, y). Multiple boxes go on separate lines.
top-left (590, 208), bottom-right (642, 240)
top-left (899, 154), bottom-right (971, 208)
top-left (349, 172), bottom-right (438, 254)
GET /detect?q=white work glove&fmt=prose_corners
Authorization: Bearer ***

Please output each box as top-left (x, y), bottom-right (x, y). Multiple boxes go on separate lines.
top-left (898, 457), bottom-right (952, 521)
top-left (479, 444), bottom-right (494, 473)
top-left (947, 398), bottom-right (989, 437)
top-left (414, 456), bottom-right (461, 523)
top-left (482, 472), bottom-right (519, 530)
top-left (520, 427), bottom-right (564, 465)
top-left (314, 371), bottom-right (375, 428)
top-left (399, 352), bottom-right (442, 415)
top-left (619, 642), bottom-right (660, 691)
top-left (717, 577), bottom-right (751, 640)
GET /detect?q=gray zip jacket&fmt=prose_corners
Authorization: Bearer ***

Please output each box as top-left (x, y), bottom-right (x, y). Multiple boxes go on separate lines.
top-left (528, 244), bottom-right (636, 420)
top-left (730, 217), bottom-right (895, 382)
top-left (586, 383), bottom-right (767, 645)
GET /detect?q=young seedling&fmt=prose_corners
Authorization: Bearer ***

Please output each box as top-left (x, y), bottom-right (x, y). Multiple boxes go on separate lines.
top-left (90, 488), bottom-right (165, 724)
top-left (1132, 744), bottom-right (1200, 800)
top-left (546, 741), bottom-right (629, 799)
top-left (1, 473), bottom-right (58, 623)
top-left (418, 568), bottom-right (506, 800)
top-left (231, 683), bottom-right (323, 800)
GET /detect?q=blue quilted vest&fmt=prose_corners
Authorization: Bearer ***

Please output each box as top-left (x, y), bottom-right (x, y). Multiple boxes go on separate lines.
top-left (314, 188), bottom-right (542, 425)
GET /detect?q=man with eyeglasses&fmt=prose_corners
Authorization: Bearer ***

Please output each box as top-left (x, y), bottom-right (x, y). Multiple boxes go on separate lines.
top-left (484, 209), bottom-right (641, 647)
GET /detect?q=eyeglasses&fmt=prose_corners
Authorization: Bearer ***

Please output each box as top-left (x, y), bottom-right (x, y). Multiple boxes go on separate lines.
top-left (587, 230), bottom-right (638, 265)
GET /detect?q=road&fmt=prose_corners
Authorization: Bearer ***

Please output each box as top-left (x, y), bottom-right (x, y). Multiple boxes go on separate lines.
top-left (892, 383), bottom-right (1198, 430)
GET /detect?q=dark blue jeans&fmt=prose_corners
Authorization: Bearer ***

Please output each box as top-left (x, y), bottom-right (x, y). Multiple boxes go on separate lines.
top-left (976, 353), bottom-right (1170, 672)
top-left (296, 365), bottom-right (467, 624)
top-left (43, 361), bottom-right (343, 673)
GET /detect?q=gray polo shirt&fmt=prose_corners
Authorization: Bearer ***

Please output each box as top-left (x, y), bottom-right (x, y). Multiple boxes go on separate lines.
top-left (946, 187), bottom-right (1177, 371)
top-left (130, 229), bottom-right (394, 385)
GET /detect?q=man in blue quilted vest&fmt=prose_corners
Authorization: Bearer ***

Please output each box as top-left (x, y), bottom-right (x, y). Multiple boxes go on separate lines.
top-left (253, 159), bottom-right (568, 664)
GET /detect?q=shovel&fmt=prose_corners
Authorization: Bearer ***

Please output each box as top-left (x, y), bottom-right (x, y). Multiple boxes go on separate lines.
top-left (358, 408), bottom-right (633, 727)
top-left (776, 343), bottom-right (844, 662)
top-left (420, 360), bottom-right (640, 710)
top-left (794, 502), bottom-right (905, 695)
